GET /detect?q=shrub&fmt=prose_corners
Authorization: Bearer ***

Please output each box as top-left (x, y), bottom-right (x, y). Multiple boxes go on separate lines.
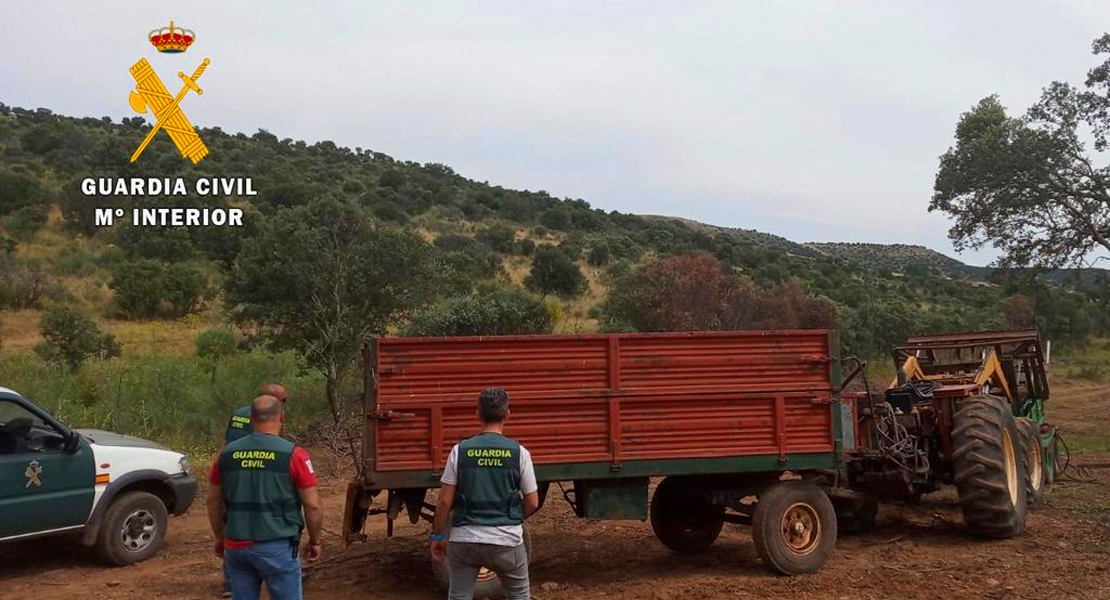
top-left (587, 242), bottom-right (611, 266)
top-left (540, 208), bottom-right (570, 230)
top-left (406, 287), bottom-right (553, 336)
top-left (109, 259), bottom-right (210, 318)
top-left (476, 224), bottom-right (517, 254)
top-left (0, 256), bottom-right (64, 309)
top-left (34, 304), bottom-right (121, 369)
top-left (524, 245), bottom-right (586, 299)
top-left (115, 225), bottom-right (195, 262)
top-left (196, 328), bottom-right (238, 362)
top-left (517, 238), bottom-right (536, 256)
top-left (601, 253), bottom-right (837, 334)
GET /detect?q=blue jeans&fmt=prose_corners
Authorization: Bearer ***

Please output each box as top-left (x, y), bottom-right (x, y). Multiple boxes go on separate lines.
top-left (225, 538), bottom-right (302, 600)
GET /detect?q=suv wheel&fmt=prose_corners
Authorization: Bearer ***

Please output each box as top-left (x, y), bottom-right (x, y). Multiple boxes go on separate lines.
top-left (96, 491), bottom-right (169, 565)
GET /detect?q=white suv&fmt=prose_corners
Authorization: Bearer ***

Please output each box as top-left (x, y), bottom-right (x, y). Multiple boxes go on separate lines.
top-left (0, 387), bottom-right (197, 564)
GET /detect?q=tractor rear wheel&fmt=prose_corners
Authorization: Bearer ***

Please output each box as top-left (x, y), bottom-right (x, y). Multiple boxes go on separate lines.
top-left (952, 395), bottom-right (1028, 538)
top-left (1016, 417), bottom-right (1048, 504)
top-left (650, 477), bottom-right (725, 553)
top-left (751, 480), bottom-right (837, 575)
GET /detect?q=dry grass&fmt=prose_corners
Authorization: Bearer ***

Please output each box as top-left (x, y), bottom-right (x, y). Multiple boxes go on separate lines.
top-left (0, 310), bottom-right (42, 353)
top-left (0, 309), bottom-right (220, 357)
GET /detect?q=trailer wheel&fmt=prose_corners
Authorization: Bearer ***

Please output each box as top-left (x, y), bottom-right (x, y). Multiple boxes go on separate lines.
top-left (751, 480), bottom-right (836, 575)
top-left (952, 395), bottom-right (1028, 537)
top-left (431, 528), bottom-right (532, 600)
top-left (650, 477), bottom-right (725, 553)
top-left (1016, 417), bottom-right (1047, 504)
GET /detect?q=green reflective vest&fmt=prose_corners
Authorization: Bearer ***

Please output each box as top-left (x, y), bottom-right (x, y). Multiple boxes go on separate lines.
top-left (224, 405), bottom-right (252, 444)
top-left (451, 432), bottom-right (523, 528)
top-left (219, 433), bottom-right (303, 542)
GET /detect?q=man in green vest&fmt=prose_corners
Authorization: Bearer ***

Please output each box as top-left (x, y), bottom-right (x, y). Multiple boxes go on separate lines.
top-left (207, 394), bottom-right (323, 600)
top-left (220, 383), bottom-right (289, 597)
top-left (431, 388), bottom-right (540, 600)
top-left (225, 383), bottom-right (287, 445)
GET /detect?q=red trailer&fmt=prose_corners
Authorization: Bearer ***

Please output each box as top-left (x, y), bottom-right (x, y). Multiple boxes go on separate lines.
top-left (344, 329), bottom-right (849, 593)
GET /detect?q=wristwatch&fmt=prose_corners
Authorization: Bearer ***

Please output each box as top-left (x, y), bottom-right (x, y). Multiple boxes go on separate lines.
top-left (429, 532), bottom-right (447, 542)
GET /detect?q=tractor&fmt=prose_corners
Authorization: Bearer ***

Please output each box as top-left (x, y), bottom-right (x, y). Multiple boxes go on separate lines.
top-left (838, 330), bottom-right (1057, 536)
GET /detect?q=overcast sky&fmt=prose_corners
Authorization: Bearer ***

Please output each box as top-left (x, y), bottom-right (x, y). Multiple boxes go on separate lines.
top-left (3, 1), bottom-right (1110, 265)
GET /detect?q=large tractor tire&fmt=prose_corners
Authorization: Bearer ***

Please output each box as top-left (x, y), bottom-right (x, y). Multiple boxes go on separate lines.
top-left (650, 477), bottom-right (725, 553)
top-left (951, 395), bottom-right (1028, 538)
top-left (751, 480), bottom-right (837, 575)
top-left (1016, 417), bottom-right (1048, 504)
top-left (431, 528), bottom-right (532, 600)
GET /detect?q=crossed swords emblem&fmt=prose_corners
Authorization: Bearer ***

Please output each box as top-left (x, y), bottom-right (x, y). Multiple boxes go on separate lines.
top-left (25, 460), bottom-right (42, 488)
top-left (127, 57), bottom-right (211, 164)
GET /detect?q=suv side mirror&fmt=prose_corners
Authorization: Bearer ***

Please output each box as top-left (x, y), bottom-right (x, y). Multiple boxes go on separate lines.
top-left (63, 430), bottom-right (81, 453)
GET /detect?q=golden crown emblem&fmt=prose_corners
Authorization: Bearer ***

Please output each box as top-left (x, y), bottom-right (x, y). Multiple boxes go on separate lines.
top-left (148, 20), bottom-right (195, 53)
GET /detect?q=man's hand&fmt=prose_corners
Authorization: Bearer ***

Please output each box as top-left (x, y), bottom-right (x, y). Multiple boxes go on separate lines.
top-left (303, 540), bottom-right (323, 564)
top-left (431, 539), bottom-right (448, 561)
top-left (214, 539), bottom-right (225, 558)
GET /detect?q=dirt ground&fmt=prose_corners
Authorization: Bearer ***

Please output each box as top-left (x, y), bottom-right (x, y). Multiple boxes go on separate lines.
top-left (3, 380), bottom-right (1109, 600)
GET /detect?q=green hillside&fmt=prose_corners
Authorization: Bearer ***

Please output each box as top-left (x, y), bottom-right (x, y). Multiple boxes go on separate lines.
top-left (1, 102), bottom-right (1109, 446)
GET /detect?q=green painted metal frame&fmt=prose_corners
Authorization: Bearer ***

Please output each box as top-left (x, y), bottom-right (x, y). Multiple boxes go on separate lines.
top-left (367, 451), bottom-right (841, 491)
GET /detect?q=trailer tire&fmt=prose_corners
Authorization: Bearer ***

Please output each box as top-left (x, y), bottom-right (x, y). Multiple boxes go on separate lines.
top-left (650, 477), bottom-right (725, 553)
top-left (952, 395), bottom-right (1027, 538)
top-left (751, 480), bottom-right (836, 575)
top-left (431, 528), bottom-right (532, 600)
top-left (1016, 417), bottom-right (1048, 504)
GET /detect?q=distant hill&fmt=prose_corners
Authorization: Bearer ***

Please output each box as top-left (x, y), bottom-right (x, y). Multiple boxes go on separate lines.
top-left (805, 242), bottom-right (967, 275)
top-left (805, 242), bottom-right (1107, 290)
top-left (643, 215), bottom-right (822, 258)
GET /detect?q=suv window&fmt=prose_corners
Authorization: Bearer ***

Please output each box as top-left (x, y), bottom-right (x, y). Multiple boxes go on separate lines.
top-left (0, 399), bottom-right (63, 455)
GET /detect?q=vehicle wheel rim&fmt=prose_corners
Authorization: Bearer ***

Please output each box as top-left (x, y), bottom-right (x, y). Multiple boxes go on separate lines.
top-left (1028, 436), bottom-right (1043, 491)
top-left (120, 509), bottom-right (157, 552)
top-left (1001, 429), bottom-right (1019, 505)
top-left (476, 567), bottom-right (498, 583)
top-left (780, 502), bottom-right (821, 555)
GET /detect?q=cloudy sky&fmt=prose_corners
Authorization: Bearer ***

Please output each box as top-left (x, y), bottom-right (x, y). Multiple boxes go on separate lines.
top-left (4, 1), bottom-right (1109, 265)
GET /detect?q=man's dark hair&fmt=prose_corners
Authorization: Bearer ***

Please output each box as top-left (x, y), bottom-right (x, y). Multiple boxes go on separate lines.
top-left (251, 394), bottom-right (283, 422)
top-left (478, 387), bottom-right (510, 423)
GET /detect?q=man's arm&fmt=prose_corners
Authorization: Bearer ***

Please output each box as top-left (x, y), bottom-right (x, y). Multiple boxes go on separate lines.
top-left (432, 482), bottom-right (456, 535)
top-left (430, 483), bottom-right (455, 560)
top-left (289, 446), bottom-right (323, 563)
top-left (297, 485), bottom-right (324, 562)
top-left (206, 483), bottom-right (225, 555)
top-left (522, 490), bottom-right (540, 518)
top-left (519, 447), bottom-right (540, 518)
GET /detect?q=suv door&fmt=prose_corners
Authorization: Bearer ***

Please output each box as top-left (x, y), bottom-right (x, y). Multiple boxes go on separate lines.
top-left (0, 397), bottom-right (95, 539)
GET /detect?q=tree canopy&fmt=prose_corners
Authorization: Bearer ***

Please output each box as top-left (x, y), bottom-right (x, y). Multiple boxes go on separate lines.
top-left (227, 199), bottom-right (438, 419)
top-left (932, 33), bottom-right (1110, 269)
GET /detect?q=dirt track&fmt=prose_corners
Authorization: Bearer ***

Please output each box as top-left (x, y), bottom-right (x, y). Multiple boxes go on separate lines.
top-left (3, 384), bottom-right (1110, 600)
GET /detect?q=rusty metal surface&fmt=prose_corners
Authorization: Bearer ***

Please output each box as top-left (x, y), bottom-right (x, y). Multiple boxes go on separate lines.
top-left (902, 329), bottom-right (1040, 346)
top-left (369, 330), bottom-right (835, 474)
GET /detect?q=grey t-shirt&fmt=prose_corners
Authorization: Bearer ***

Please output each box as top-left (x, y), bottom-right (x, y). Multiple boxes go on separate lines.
top-left (440, 441), bottom-right (538, 547)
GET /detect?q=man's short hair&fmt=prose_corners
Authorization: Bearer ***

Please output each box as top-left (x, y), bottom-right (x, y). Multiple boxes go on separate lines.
top-left (260, 383), bottom-right (287, 403)
top-left (251, 394), bottom-right (283, 422)
top-left (478, 388), bottom-right (510, 423)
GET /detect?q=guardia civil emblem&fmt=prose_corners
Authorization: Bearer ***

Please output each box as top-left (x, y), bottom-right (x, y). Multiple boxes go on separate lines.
top-left (24, 460), bottom-right (42, 488)
top-left (127, 20), bottom-right (211, 164)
